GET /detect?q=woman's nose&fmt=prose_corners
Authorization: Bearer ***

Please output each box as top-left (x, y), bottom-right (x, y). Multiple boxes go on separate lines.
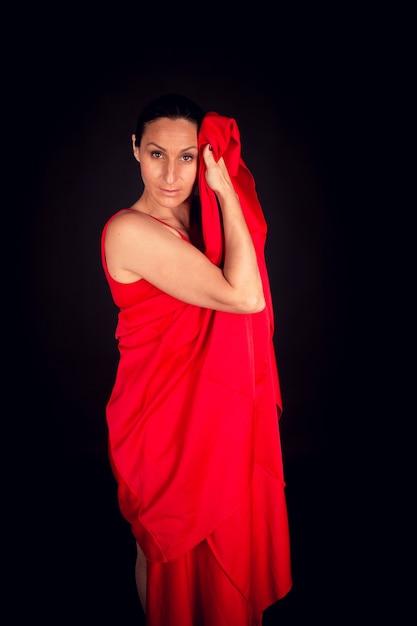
top-left (163, 160), bottom-right (177, 184)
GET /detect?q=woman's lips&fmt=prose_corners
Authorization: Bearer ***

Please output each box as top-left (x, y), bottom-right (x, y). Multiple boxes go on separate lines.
top-left (160, 188), bottom-right (179, 195)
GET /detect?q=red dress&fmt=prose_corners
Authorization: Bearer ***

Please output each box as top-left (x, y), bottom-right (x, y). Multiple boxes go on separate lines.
top-left (101, 113), bottom-right (292, 625)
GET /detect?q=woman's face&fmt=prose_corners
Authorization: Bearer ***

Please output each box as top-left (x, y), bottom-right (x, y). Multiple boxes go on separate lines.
top-left (133, 117), bottom-right (199, 210)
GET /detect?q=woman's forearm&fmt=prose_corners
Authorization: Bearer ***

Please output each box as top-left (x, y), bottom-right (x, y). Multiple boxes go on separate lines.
top-left (216, 186), bottom-right (265, 311)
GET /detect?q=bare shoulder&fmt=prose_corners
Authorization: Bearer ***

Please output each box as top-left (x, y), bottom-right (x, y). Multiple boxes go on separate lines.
top-left (107, 209), bottom-right (186, 245)
top-left (107, 209), bottom-right (148, 232)
top-left (106, 210), bottom-right (161, 243)
top-left (104, 211), bottom-right (164, 282)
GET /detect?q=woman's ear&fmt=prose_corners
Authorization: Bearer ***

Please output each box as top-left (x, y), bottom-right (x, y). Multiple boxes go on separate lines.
top-left (132, 134), bottom-right (140, 163)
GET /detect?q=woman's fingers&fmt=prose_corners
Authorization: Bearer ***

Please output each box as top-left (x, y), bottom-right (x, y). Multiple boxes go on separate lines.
top-left (202, 143), bottom-right (215, 165)
top-left (202, 144), bottom-right (233, 191)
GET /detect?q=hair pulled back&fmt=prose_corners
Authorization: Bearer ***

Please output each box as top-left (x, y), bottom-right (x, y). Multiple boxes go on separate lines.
top-left (134, 94), bottom-right (205, 146)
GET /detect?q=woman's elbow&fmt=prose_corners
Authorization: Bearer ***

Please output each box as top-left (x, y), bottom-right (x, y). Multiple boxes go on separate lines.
top-left (240, 292), bottom-right (266, 314)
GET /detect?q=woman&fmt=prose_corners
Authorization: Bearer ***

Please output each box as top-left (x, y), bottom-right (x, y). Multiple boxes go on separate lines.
top-left (101, 93), bottom-right (292, 625)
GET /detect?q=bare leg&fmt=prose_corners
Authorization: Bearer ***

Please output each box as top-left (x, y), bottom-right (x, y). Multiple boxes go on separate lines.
top-left (135, 541), bottom-right (147, 613)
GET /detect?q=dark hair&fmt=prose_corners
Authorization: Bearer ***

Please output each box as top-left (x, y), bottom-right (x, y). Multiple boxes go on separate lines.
top-left (134, 93), bottom-right (205, 146)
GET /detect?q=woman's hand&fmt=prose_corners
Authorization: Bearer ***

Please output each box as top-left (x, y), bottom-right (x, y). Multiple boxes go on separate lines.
top-left (202, 144), bottom-right (235, 196)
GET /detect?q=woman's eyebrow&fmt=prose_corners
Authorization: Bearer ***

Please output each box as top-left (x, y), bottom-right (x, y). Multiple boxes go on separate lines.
top-left (145, 142), bottom-right (198, 152)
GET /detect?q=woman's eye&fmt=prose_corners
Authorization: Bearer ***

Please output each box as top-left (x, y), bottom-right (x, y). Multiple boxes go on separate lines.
top-left (182, 154), bottom-right (194, 162)
top-left (151, 151), bottom-right (163, 159)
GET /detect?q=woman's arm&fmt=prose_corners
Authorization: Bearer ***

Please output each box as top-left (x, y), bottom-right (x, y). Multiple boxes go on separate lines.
top-left (202, 144), bottom-right (265, 311)
top-left (104, 145), bottom-right (265, 314)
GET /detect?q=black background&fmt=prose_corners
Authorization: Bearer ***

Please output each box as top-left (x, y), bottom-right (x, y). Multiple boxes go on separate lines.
top-left (4, 1), bottom-right (415, 624)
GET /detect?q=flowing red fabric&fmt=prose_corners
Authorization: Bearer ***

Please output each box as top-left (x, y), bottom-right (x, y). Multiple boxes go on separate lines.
top-left (101, 112), bottom-right (292, 625)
